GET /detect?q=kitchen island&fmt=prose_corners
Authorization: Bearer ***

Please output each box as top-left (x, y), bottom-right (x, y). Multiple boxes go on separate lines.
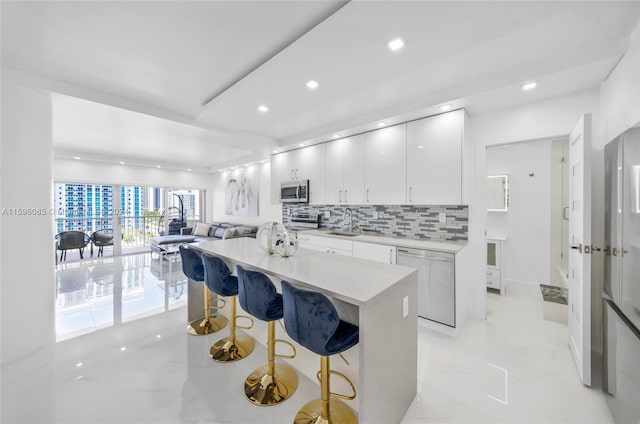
top-left (188, 237), bottom-right (418, 424)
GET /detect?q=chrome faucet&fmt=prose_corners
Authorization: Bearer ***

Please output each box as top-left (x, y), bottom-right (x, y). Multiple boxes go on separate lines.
top-left (343, 208), bottom-right (354, 232)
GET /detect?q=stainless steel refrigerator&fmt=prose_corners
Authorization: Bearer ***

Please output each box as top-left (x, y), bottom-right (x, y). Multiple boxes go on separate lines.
top-left (603, 127), bottom-right (640, 423)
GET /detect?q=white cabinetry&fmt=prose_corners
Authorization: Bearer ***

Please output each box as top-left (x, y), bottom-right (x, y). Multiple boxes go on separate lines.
top-left (298, 233), bottom-right (352, 256)
top-left (270, 144), bottom-right (326, 205)
top-left (364, 124), bottom-right (406, 205)
top-left (406, 110), bottom-right (463, 204)
top-left (325, 135), bottom-right (365, 204)
top-left (486, 238), bottom-right (506, 295)
top-left (352, 241), bottom-right (396, 264)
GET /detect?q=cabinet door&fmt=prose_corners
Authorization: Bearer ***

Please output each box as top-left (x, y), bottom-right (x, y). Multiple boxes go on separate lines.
top-left (353, 241), bottom-right (396, 264)
top-left (342, 135), bottom-right (366, 204)
top-left (406, 110), bottom-right (462, 204)
top-left (296, 144), bottom-right (326, 204)
top-left (270, 152), bottom-right (289, 204)
top-left (325, 139), bottom-right (344, 204)
top-left (364, 125), bottom-right (406, 204)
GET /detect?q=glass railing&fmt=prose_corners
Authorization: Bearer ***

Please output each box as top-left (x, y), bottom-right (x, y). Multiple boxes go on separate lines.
top-left (54, 215), bottom-right (175, 248)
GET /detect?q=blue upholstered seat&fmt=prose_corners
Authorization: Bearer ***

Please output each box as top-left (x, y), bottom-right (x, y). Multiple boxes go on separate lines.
top-left (281, 281), bottom-right (359, 357)
top-left (237, 265), bottom-right (283, 322)
top-left (179, 244), bottom-right (204, 281)
top-left (201, 253), bottom-right (238, 297)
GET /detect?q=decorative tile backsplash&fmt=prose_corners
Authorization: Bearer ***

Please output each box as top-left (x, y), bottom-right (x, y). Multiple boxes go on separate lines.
top-left (283, 204), bottom-right (468, 242)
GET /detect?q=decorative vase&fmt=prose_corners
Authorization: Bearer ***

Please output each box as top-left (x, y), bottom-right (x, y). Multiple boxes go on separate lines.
top-left (275, 227), bottom-right (298, 257)
top-left (256, 221), bottom-right (278, 255)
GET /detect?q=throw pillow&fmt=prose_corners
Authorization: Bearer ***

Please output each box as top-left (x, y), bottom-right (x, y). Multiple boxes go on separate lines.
top-left (222, 227), bottom-right (236, 239)
top-left (193, 223), bottom-right (211, 237)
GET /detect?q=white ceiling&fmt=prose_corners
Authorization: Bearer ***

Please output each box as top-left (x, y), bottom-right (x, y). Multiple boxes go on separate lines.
top-left (2, 1), bottom-right (640, 171)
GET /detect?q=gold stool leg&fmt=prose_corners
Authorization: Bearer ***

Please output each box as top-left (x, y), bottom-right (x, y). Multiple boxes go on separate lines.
top-left (187, 285), bottom-right (228, 336)
top-left (293, 356), bottom-right (358, 424)
top-left (244, 320), bottom-right (298, 406)
top-left (210, 295), bottom-right (255, 362)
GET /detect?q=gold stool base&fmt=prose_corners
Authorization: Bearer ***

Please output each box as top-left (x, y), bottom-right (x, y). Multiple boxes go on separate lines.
top-left (209, 334), bottom-right (255, 362)
top-left (293, 399), bottom-right (358, 424)
top-left (244, 363), bottom-right (298, 406)
top-left (186, 315), bottom-right (228, 336)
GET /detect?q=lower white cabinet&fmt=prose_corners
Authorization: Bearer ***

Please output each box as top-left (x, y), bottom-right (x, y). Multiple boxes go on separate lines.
top-left (298, 234), bottom-right (352, 256)
top-left (352, 241), bottom-right (396, 264)
top-left (486, 238), bottom-right (506, 295)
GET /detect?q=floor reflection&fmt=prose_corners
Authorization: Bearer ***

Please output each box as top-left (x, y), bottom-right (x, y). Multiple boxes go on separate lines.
top-left (55, 252), bottom-right (187, 341)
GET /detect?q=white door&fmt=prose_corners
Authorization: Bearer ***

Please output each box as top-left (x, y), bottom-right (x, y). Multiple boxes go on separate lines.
top-left (364, 124), bottom-right (406, 204)
top-left (568, 114), bottom-right (592, 386)
top-left (325, 139), bottom-right (344, 204)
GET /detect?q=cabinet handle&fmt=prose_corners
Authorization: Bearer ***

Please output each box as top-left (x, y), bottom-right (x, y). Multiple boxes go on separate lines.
top-left (389, 249), bottom-right (393, 264)
top-left (409, 186), bottom-right (413, 203)
top-left (345, 190), bottom-right (348, 203)
top-left (295, 169), bottom-right (298, 179)
top-left (366, 189), bottom-right (370, 203)
top-left (290, 169), bottom-right (294, 180)
top-left (339, 190), bottom-right (342, 203)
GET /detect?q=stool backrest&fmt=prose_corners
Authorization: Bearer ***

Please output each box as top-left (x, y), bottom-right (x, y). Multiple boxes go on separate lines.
top-left (237, 265), bottom-right (282, 322)
top-left (201, 253), bottom-right (238, 297)
top-left (281, 280), bottom-right (340, 356)
top-left (179, 244), bottom-right (204, 281)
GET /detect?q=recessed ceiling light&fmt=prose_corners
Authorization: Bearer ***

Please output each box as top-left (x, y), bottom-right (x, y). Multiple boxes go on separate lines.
top-left (417, 145), bottom-right (424, 149)
top-left (272, 150), bottom-right (278, 154)
top-left (119, 161), bottom-right (125, 165)
top-left (187, 168), bottom-right (192, 172)
top-left (332, 134), bottom-right (340, 139)
top-left (306, 80), bottom-right (319, 90)
top-left (74, 156), bottom-right (81, 160)
top-left (299, 143), bottom-right (305, 147)
top-left (387, 37), bottom-right (405, 51)
top-left (156, 165), bottom-right (161, 168)
top-left (261, 160), bottom-right (266, 164)
top-left (377, 122), bottom-right (387, 128)
top-left (440, 104), bottom-right (452, 111)
top-left (522, 82), bottom-right (537, 91)
top-left (257, 105), bottom-right (269, 112)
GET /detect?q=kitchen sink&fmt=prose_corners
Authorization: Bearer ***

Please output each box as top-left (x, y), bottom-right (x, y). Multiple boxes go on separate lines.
top-left (326, 230), bottom-right (361, 237)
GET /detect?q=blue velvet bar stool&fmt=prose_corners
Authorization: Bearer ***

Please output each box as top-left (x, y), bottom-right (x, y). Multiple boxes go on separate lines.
top-left (281, 280), bottom-right (360, 424)
top-left (237, 265), bottom-right (298, 406)
top-left (201, 253), bottom-right (255, 363)
top-left (179, 244), bottom-right (228, 336)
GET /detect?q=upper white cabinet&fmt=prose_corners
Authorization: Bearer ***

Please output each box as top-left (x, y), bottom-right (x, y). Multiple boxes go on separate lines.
top-left (364, 124), bottom-right (407, 204)
top-left (270, 144), bottom-right (326, 204)
top-left (325, 135), bottom-right (365, 204)
top-left (406, 110), bottom-right (463, 204)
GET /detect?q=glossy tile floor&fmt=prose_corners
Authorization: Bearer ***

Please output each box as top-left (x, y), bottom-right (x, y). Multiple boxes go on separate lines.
top-left (1, 253), bottom-right (613, 423)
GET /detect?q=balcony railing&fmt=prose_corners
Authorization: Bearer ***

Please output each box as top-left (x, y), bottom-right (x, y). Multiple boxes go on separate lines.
top-left (55, 215), bottom-right (165, 248)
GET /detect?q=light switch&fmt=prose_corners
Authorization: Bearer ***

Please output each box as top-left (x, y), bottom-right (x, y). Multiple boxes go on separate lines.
top-left (372, 211), bottom-right (379, 219)
top-left (402, 296), bottom-right (409, 318)
top-left (324, 211), bottom-right (330, 219)
top-left (439, 212), bottom-right (446, 223)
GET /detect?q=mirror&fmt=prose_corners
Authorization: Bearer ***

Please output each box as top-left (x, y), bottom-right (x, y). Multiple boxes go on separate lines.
top-left (487, 174), bottom-right (509, 211)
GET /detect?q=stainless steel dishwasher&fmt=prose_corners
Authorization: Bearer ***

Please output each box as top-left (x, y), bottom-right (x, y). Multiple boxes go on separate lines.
top-left (396, 247), bottom-right (455, 327)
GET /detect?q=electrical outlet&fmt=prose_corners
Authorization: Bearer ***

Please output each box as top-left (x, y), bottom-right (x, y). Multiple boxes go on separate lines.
top-left (402, 296), bottom-right (409, 318)
top-left (438, 212), bottom-right (446, 223)
top-left (324, 211), bottom-right (330, 219)
top-left (378, 211), bottom-right (383, 219)
top-left (372, 211), bottom-right (379, 219)
top-left (287, 208), bottom-right (291, 216)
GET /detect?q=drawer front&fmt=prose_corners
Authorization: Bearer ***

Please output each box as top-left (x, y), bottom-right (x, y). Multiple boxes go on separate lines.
top-left (487, 268), bottom-right (501, 279)
top-left (486, 277), bottom-right (501, 288)
top-left (312, 236), bottom-right (353, 252)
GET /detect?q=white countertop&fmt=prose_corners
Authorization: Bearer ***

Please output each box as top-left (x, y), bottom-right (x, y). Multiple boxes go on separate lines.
top-left (190, 237), bottom-right (417, 306)
top-left (301, 229), bottom-right (466, 253)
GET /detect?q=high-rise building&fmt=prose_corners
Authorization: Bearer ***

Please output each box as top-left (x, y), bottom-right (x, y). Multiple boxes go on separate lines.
top-left (54, 184), bottom-right (146, 232)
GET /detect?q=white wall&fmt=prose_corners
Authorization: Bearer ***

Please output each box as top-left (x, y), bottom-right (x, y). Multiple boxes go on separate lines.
top-left (486, 140), bottom-right (553, 286)
top-left (1, 71), bottom-right (56, 372)
top-left (209, 162), bottom-right (282, 225)
top-left (54, 158), bottom-right (212, 190)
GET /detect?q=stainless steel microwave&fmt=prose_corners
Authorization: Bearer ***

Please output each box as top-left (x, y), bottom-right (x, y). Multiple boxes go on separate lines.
top-left (280, 180), bottom-right (309, 203)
